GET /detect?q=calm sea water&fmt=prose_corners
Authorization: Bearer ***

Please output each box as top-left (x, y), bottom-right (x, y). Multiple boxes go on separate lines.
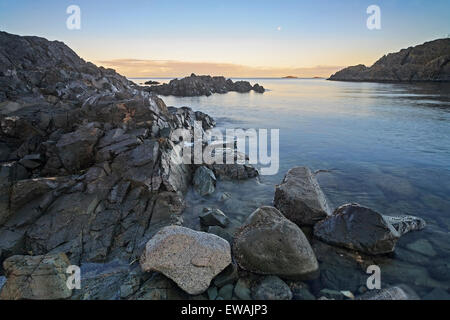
top-left (132, 78), bottom-right (450, 299)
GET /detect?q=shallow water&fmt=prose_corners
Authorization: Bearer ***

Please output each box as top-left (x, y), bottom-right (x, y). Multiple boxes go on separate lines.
top-left (132, 78), bottom-right (450, 299)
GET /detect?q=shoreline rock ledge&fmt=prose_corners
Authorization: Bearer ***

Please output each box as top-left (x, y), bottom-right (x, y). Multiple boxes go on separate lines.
top-left (140, 225), bottom-right (231, 295)
top-left (233, 206), bottom-right (319, 280)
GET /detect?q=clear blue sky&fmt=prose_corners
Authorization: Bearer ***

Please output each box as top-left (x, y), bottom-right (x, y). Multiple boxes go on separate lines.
top-left (1, 0), bottom-right (449, 77)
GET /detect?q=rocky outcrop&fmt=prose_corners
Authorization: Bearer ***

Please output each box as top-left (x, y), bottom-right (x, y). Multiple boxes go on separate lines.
top-left (145, 73), bottom-right (265, 96)
top-left (274, 167), bottom-right (332, 226)
top-left (313, 203), bottom-right (426, 255)
top-left (140, 226), bottom-right (231, 295)
top-left (233, 206), bottom-right (319, 280)
top-left (0, 253), bottom-right (72, 300)
top-left (0, 31), bottom-right (216, 268)
top-left (329, 38), bottom-right (450, 82)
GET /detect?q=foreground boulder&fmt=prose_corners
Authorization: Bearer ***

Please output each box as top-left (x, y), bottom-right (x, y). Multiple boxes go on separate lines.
top-left (146, 73), bottom-right (265, 97)
top-left (233, 206), bottom-right (319, 280)
top-left (274, 167), bottom-right (332, 226)
top-left (140, 226), bottom-right (231, 295)
top-left (0, 253), bottom-right (71, 300)
top-left (314, 203), bottom-right (426, 255)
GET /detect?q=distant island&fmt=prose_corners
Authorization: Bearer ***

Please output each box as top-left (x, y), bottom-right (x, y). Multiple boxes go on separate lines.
top-left (144, 73), bottom-right (265, 97)
top-left (282, 76), bottom-right (298, 79)
top-left (329, 38), bottom-right (450, 82)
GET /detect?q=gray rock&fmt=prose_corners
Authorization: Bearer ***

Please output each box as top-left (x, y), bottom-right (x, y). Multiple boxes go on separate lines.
top-left (193, 166), bottom-right (216, 196)
top-left (213, 263), bottom-right (238, 287)
top-left (234, 278), bottom-right (252, 300)
top-left (429, 263), bottom-right (450, 281)
top-left (200, 208), bottom-right (230, 228)
top-left (140, 226), bottom-right (231, 295)
top-left (0, 253), bottom-right (72, 300)
top-left (314, 203), bottom-right (425, 255)
top-left (218, 284), bottom-right (234, 300)
top-left (233, 206), bottom-right (319, 280)
top-left (274, 167), bottom-right (332, 226)
top-left (252, 276), bottom-right (292, 300)
top-left (207, 226), bottom-right (233, 243)
top-left (207, 286), bottom-right (218, 300)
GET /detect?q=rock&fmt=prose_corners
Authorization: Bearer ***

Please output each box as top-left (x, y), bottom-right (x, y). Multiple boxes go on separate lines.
top-left (207, 226), bottom-right (233, 243)
top-left (0, 253), bottom-right (72, 300)
top-left (234, 278), bottom-right (252, 300)
top-left (193, 166), bottom-right (216, 196)
top-left (292, 287), bottom-right (316, 300)
top-left (200, 208), bottom-right (230, 228)
top-left (319, 289), bottom-right (345, 300)
top-left (429, 263), bottom-right (450, 281)
top-left (423, 288), bottom-right (450, 300)
top-left (274, 167), bottom-right (332, 226)
top-left (406, 239), bottom-right (436, 257)
top-left (207, 286), bottom-right (218, 300)
top-left (130, 272), bottom-right (188, 300)
top-left (213, 263), bottom-right (238, 287)
top-left (146, 74), bottom-right (265, 97)
top-left (218, 284), bottom-right (234, 300)
top-left (233, 206), bottom-right (319, 280)
top-left (356, 285), bottom-right (420, 300)
top-left (329, 38), bottom-right (450, 82)
top-left (140, 226), bottom-right (231, 295)
top-left (314, 203), bottom-right (425, 255)
top-left (384, 215), bottom-right (426, 235)
top-left (252, 276), bottom-right (292, 300)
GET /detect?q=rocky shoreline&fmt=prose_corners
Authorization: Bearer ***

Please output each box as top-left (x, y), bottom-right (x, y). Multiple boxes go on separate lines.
top-left (329, 38), bottom-right (450, 82)
top-left (0, 31), bottom-right (437, 300)
top-left (144, 73), bottom-right (265, 97)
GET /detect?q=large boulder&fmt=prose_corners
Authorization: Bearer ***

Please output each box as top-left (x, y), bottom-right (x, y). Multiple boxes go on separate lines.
top-left (274, 167), bottom-right (332, 226)
top-left (140, 226), bottom-right (231, 295)
top-left (0, 253), bottom-right (72, 300)
top-left (233, 206), bottom-right (319, 280)
top-left (313, 203), bottom-right (426, 255)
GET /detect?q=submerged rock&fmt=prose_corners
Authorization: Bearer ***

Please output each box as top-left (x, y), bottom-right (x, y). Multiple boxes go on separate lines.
top-left (356, 285), bottom-right (420, 300)
top-left (233, 206), bottom-right (319, 280)
top-left (140, 226), bottom-right (231, 295)
top-left (0, 253), bottom-right (72, 300)
top-left (274, 167), bottom-right (332, 226)
top-left (200, 208), bottom-right (230, 228)
top-left (252, 276), bottom-right (293, 300)
top-left (313, 203), bottom-right (426, 255)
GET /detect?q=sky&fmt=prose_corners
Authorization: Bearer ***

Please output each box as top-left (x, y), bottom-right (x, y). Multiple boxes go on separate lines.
top-left (1, 0), bottom-right (449, 77)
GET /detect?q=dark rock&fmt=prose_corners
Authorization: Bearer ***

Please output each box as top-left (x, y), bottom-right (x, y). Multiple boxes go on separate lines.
top-left (0, 253), bottom-right (72, 300)
top-left (274, 167), bottom-right (332, 226)
top-left (423, 288), bottom-right (450, 300)
top-left (200, 208), bottom-right (230, 228)
top-left (144, 80), bottom-right (160, 85)
top-left (234, 278), bottom-right (252, 300)
top-left (213, 263), bottom-right (238, 287)
top-left (329, 38), bottom-right (450, 82)
top-left (146, 74), bottom-right (265, 97)
top-left (193, 166), bottom-right (216, 196)
top-left (252, 276), bottom-right (292, 300)
top-left (314, 203), bottom-right (426, 255)
top-left (207, 286), bottom-right (218, 300)
top-left (319, 289), bottom-right (345, 300)
top-left (233, 206), bottom-right (319, 280)
top-left (429, 263), bottom-right (450, 281)
top-left (207, 226), bottom-right (233, 243)
top-left (218, 284), bottom-right (234, 300)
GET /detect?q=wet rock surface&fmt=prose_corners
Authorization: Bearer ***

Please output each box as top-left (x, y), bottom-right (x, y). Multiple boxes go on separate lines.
top-left (233, 206), bottom-right (319, 280)
top-left (313, 203), bottom-right (426, 255)
top-left (145, 73), bottom-right (265, 97)
top-left (252, 276), bottom-right (293, 300)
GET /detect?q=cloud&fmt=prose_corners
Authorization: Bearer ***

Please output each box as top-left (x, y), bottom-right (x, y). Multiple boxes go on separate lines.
top-left (94, 58), bottom-right (343, 78)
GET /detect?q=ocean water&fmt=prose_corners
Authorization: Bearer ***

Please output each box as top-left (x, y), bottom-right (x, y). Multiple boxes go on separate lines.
top-left (132, 78), bottom-right (450, 299)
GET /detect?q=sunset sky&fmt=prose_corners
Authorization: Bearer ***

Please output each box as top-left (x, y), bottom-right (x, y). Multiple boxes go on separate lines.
top-left (1, 0), bottom-right (449, 77)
